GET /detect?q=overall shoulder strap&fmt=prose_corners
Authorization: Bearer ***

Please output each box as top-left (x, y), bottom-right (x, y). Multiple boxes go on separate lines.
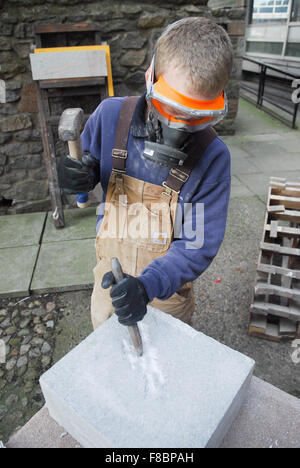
top-left (112, 96), bottom-right (140, 174)
top-left (163, 126), bottom-right (218, 195)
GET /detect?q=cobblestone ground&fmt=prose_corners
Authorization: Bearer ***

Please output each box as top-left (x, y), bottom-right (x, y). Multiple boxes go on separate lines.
top-left (0, 291), bottom-right (92, 443)
top-left (1, 197), bottom-right (300, 444)
top-left (0, 295), bottom-right (58, 443)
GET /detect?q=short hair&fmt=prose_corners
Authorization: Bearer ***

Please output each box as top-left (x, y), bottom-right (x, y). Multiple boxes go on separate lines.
top-left (154, 17), bottom-right (233, 97)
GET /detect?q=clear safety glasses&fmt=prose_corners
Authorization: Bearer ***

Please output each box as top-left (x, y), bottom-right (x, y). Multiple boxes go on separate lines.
top-left (146, 56), bottom-right (228, 132)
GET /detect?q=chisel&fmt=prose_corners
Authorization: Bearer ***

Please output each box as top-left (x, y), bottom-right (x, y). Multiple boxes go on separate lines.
top-left (111, 258), bottom-right (143, 357)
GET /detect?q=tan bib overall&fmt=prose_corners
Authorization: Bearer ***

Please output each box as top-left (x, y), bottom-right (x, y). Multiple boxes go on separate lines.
top-left (91, 97), bottom-right (217, 330)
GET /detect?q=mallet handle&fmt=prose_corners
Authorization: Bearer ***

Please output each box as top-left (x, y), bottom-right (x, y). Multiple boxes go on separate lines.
top-left (68, 138), bottom-right (89, 208)
top-left (68, 139), bottom-right (83, 161)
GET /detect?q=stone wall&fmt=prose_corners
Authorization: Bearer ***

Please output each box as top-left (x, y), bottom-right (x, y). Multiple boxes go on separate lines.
top-left (209, 0), bottom-right (246, 133)
top-left (0, 0), bottom-right (246, 214)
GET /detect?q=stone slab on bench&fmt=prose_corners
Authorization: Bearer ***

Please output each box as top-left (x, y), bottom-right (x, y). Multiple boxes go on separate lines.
top-left (7, 377), bottom-right (300, 448)
top-left (40, 306), bottom-right (255, 448)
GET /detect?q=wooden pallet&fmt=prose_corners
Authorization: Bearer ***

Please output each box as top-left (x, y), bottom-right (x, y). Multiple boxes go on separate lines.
top-left (249, 177), bottom-right (300, 341)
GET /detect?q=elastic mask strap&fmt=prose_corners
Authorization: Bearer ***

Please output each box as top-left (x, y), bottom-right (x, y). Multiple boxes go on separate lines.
top-left (147, 111), bottom-right (162, 144)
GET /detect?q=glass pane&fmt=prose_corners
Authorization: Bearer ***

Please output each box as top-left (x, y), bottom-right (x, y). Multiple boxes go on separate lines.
top-left (287, 25), bottom-right (300, 41)
top-left (246, 41), bottom-right (284, 54)
top-left (291, 0), bottom-right (300, 21)
top-left (286, 42), bottom-right (300, 55)
top-left (251, 0), bottom-right (291, 22)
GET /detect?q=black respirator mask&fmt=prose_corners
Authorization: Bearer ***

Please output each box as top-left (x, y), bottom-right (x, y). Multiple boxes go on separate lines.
top-left (143, 112), bottom-right (192, 168)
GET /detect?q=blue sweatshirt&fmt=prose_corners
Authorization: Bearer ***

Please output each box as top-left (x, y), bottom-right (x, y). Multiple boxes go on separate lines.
top-left (81, 95), bottom-right (231, 302)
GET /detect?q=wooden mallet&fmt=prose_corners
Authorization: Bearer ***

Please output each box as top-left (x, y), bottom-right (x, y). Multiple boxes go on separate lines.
top-left (58, 108), bottom-right (89, 209)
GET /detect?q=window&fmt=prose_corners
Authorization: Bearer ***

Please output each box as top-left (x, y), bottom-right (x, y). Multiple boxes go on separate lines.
top-left (286, 42), bottom-right (300, 55)
top-left (246, 41), bottom-right (284, 54)
top-left (250, 0), bottom-right (291, 23)
top-left (291, 0), bottom-right (300, 21)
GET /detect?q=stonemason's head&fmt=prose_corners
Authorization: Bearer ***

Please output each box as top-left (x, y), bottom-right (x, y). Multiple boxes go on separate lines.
top-left (152, 16), bottom-right (233, 100)
top-left (143, 17), bottom-right (233, 169)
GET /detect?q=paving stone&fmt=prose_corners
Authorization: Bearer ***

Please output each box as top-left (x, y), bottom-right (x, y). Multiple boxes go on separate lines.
top-left (0, 212), bottom-right (46, 248)
top-left (0, 246), bottom-right (39, 298)
top-left (234, 98), bottom-right (288, 136)
top-left (241, 143), bottom-right (300, 172)
top-left (240, 141), bottom-right (284, 158)
top-left (30, 239), bottom-right (95, 294)
top-left (230, 176), bottom-right (257, 199)
top-left (230, 184), bottom-right (254, 198)
top-left (40, 307), bottom-right (255, 448)
top-left (241, 133), bottom-right (286, 143)
top-left (276, 135), bottom-right (300, 153)
top-left (237, 171), bottom-right (300, 197)
top-left (231, 157), bottom-right (260, 176)
top-left (226, 144), bottom-right (253, 160)
top-left (42, 208), bottom-right (96, 243)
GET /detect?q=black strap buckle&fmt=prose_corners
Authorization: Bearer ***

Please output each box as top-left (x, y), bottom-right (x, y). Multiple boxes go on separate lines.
top-left (162, 181), bottom-right (180, 197)
top-left (112, 149), bottom-right (128, 159)
top-left (112, 168), bottom-right (126, 174)
top-left (170, 168), bottom-right (189, 183)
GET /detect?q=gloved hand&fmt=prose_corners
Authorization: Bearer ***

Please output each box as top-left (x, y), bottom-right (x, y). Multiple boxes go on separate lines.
top-left (102, 272), bottom-right (149, 326)
top-left (58, 152), bottom-right (100, 194)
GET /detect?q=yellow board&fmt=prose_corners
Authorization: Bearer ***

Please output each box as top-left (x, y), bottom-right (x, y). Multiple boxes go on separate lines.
top-left (34, 45), bottom-right (114, 97)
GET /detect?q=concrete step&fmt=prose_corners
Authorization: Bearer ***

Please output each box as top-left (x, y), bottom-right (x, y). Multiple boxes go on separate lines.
top-left (6, 376), bottom-right (300, 449)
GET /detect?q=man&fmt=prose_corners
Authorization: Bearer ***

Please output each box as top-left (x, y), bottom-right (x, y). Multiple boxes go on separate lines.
top-left (58, 17), bottom-right (233, 329)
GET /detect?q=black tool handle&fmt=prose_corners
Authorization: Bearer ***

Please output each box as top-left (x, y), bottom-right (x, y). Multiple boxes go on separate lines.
top-left (111, 257), bottom-right (124, 284)
top-left (110, 257), bottom-right (143, 356)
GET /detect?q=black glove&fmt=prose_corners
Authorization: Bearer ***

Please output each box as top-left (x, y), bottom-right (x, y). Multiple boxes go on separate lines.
top-left (58, 152), bottom-right (100, 194)
top-left (102, 272), bottom-right (149, 326)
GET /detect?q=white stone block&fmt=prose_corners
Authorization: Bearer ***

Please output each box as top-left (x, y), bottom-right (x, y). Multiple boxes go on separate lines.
top-left (29, 49), bottom-right (107, 81)
top-left (40, 307), bottom-right (255, 448)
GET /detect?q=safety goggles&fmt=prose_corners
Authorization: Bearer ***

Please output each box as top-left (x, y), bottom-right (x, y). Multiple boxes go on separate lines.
top-left (146, 56), bottom-right (228, 132)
